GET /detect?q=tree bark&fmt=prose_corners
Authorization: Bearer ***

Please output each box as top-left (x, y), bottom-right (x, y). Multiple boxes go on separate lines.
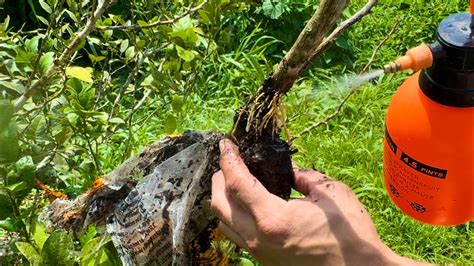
top-left (270, 0), bottom-right (350, 96)
top-left (232, 0), bottom-right (379, 200)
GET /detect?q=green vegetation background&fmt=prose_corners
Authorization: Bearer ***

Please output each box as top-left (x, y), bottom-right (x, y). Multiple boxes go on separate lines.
top-left (0, 0), bottom-right (472, 264)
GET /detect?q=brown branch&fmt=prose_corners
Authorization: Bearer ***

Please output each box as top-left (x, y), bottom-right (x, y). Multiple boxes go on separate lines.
top-left (361, 18), bottom-right (400, 73)
top-left (14, 0), bottom-right (116, 111)
top-left (268, 0), bottom-right (350, 96)
top-left (109, 52), bottom-right (146, 119)
top-left (241, 0), bottom-right (378, 139)
top-left (292, 18), bottom-right (399, 141)
top-left (307, 0), bottom-right (379, 68)
top-left (96, 0), bottom-right (208, 31)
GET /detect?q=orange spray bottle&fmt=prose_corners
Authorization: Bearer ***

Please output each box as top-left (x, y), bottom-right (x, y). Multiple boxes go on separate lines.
top-left (382, 10), bottom-right (474, 225)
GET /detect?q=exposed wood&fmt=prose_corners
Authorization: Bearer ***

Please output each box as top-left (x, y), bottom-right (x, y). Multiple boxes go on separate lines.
top-left (269, 0), bottom-right (351, 96)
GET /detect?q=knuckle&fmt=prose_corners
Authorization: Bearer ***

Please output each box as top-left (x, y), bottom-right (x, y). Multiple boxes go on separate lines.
top-left (335, 181), bottom-right (351, 192)
top-left (226, 176), bottom-right (244, 195)
top-left (245, 239), bottom-right (259, 254)
top-left (257, 216), bottom-right (289, 240)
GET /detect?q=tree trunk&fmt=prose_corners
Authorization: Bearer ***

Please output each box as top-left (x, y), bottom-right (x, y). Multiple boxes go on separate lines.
top-left (232, 0), bottom-right (350, 199)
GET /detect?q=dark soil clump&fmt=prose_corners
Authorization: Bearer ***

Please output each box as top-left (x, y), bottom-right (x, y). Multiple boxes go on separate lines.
top-left (232, 76), bottom-right (295, 199)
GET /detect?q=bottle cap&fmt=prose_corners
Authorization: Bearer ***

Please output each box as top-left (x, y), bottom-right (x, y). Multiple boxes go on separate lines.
top-left (420, 12), bottom-right (474, 107)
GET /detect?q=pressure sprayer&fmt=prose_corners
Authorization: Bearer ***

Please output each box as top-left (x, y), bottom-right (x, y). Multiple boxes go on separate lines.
top-left (382, 10), bottom-right (474, 226)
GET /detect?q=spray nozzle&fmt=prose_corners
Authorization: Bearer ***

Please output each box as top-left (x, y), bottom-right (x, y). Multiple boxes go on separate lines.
top-left (383, 44), bottom-right (434, 74)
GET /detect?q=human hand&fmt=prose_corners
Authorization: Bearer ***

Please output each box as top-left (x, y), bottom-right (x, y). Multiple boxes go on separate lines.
top-left (211, 139), bottom-right (427, 266)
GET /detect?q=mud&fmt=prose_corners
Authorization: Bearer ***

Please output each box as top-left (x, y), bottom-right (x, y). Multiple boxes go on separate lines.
top-left (232, 75), bottom-right (295, 199)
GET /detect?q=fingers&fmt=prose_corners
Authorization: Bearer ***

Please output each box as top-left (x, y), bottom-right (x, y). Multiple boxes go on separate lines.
top-left (211, 171), bottom-right (257, 237)
top-left (218, 139), bottom-right (276, 213)
top-left (293, 168), bottom-right (332, 196)
top-left (218, 222), bottom-right (249, 251)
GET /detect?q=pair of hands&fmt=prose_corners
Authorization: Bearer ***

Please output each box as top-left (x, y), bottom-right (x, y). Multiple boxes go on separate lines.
top-left (211, 139), bottom-right (425, 265)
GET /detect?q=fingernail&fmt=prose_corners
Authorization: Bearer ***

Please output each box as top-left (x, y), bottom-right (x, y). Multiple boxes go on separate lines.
top-left (219, 139), bottom-right (227, 153)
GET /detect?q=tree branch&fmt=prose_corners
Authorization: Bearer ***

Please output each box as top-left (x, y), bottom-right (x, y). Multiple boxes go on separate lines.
top-left (14, 0), bottom-right (116, 111)
top-left (96, 0), bottom-right (208, 31)
top-left (239, 0), bottom-right (378, 139)
top-left (307, 0), bottom-right (378, 67)
top-left (292, 18), bottom-right (399, 141)
top-left (268, 0), bottom-right (350, 96)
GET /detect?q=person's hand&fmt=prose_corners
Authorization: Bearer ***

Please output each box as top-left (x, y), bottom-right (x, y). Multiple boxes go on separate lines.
top-left (211, 139), bottom-right (428, 266)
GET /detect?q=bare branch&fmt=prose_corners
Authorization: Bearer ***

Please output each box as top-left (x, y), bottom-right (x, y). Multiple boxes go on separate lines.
top-left (109, 52), bottom-right (146, 119)
top-left (361, 17), bottom-right (399, 73)
top-left (125, 88), bottom-right (152, 122)
top-left (308, 0), bottom-right (379, 66)
top-left (14, 0), bottom-right (116, 111)
top-left (96, 0), bottom-right (208, 31)
top-left (292, 18), bottom-right (399, 141)
top-left (269, 0), bottom-right (350, 96)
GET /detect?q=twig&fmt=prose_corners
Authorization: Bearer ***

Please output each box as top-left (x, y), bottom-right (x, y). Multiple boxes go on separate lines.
top-left (307, 0), bottom-right (379, 68)
top-left (109, 52), bottom-right (145, 120)
top-left (292, 18), bottom-right (399, 141)
top-left (124, 88), bottom-right (152, 121)
top-left (360, 18), bottom-right (399, 73)
top-left (96, 0), bottom-right (208, 31)
top-left (14, 0), bottom-right (116, 111)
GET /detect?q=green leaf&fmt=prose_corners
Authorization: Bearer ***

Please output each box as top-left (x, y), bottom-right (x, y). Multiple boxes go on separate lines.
top-left (66, 113), bottom-right (79, 127)
top-left (16, 242), bottom-right (40, 266)
top-left (39, 0), bottom-right (52, 14)
top-left (0, 100), bottom-right (14, 132)
top-left (175, 45), bottom-right (195, 62)
top-left (1, 15), bottom-right (10, 32)
top-left (40, 231), bottom-right (75, 266)
top-left (64, 10), bottom-right (78, 23)
top-left (0, 122), bottom-right (19, 164)
top-left (54, 126), bottom-right (73, 145)
top-left (109, 117), bottom-right (125, 124)
top-left (25, 36), bottom-right (41, 52)
top-left (88, 53), bottom-right (106, 63)
top-left (0, 189), bottom-right (13, 219)
top-left (170, 16), bottom-right (199, 45)
top-left (119, 39), bottom-right (129, 54)
top-left (257, 0), bottom-right (288, 19)
top-left (32, 221), bottom-right (48, 249)
top-left (39, 52), bottom-right (55, 75)
top-left (0, 219), bottom-right (16, 232)
top-left (7, 181), bottom-right (28, 193)
top-left (164, 114), bottom-right (177, 135)
top-left (81, 236), bottom-right (113, 266)
top-left (7, 156), bottom-right (35, 198)
top-left (0, 80), bottom-right (24, 97)
top-left (171, 95), bottom-right (184, 112)
top-left (65, 66), bottom-right (94, 83)
top-left (79, 226), bottom-right (97, 245)
top-left (239, 258), bottom-right (255, 266)
top-left (36, 16), bottom-right (49, 26)
top-left (125, 46), bottom-right (135, 60)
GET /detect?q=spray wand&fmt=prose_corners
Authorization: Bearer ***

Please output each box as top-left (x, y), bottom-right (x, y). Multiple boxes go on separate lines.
top-left (385, 0), bottom-right (474, 74)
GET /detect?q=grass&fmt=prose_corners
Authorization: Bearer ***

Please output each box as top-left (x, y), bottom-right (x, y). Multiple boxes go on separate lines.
top-left (119, 0), bottom-right (473, 264)
top-left (288, 0), bottom-right (473, 264)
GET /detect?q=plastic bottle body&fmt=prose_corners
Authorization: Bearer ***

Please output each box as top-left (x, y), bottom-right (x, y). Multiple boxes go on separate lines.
top-left (383, 72), bottom-right (474, 226)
